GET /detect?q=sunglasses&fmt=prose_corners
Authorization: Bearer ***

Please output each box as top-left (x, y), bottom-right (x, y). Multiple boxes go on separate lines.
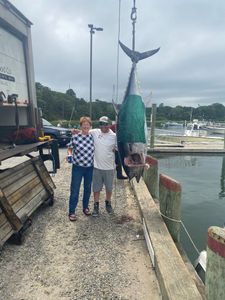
top-left (99, 122), bottom-right (109, 126)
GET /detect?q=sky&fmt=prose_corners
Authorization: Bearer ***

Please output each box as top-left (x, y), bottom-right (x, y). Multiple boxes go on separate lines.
top-left (10, 0), bottom-right (225, 107)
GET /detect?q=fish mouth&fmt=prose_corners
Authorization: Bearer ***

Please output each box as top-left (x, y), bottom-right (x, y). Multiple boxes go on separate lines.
top-left (124, 153), bottom-right (145, 167)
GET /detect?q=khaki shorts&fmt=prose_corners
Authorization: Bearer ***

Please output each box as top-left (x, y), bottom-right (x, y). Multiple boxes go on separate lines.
top-left (93, 168), bottom-right (115, 192)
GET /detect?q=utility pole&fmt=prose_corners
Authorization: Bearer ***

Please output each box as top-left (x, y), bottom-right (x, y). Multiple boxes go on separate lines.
top-left (88, 24), bottom-right (103, 119)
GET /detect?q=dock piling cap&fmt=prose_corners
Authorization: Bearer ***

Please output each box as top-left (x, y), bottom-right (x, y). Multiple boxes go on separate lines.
top-left (208, 226), bottom-right (225, 258)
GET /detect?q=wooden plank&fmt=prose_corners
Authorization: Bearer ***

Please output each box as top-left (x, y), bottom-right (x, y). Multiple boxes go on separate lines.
top-left (0, 189), bottom-right (22, 231)
top-left (3, 170), bottom-right (37, 198)
top-left (0, 157), bottom-right (37, 180)
top-left (31, 158), bottom-right (54, 197)
top-left (1, 176), bottom-right (51, 225)
top-left (0, 180), bottom-right (50, 244)
top-left (131, 178), bottom-right (203, 299)
top-left (0, 157), bottom-right (45, 189)
top-left (16, 189), bottom-right (49, 219)
top-left (8, 177), bottom-right (41, 206)
top-left (0, 164), bottom-right (34, 189)
top-left (3, 165), bottom-right (54, 199)
top-left (0, 142), bottom-right (49, 162)
top-left (12, 182), bottom-right (44, 213)
top-left (0, 156), bottom-right (55, 247)
top-left (0, 219), bottom-right (13, 244)
top-left (0, 182), bottom-right (51, 245)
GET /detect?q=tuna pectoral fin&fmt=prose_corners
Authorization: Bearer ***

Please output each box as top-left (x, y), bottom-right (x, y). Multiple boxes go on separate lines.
top-left (119, 41), bottom-right (160, 63)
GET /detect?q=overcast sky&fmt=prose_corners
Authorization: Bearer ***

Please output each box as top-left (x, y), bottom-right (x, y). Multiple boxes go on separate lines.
top-left (11, 0), bottom-right (225, 107)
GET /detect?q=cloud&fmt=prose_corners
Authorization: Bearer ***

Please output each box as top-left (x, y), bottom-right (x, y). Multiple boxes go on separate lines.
top-left (10, 0), bottom-right (225, 107)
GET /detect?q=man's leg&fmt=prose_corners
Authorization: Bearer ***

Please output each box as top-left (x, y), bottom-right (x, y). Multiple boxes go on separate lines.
top-left (92, 168), bottom-right (103, 217)
top-left (93, 191), bottom-right (100, 203)
top-left (106, 191), bottom-right (112, 201)
top-left (92, 192), bottom-right (100, 217)
top-left (104, 170), bottom-right (114, 214)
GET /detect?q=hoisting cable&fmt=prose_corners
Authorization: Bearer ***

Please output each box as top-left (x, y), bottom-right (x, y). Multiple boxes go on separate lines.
top-left (115, 0), bottom-right (121, 103)
top-left (112, 0), bottom-right (122, 211)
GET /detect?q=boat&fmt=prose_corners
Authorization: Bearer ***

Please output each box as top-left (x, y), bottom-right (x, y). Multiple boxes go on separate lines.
top-left (194, 250), bottom-right (206, 283)
top-left (184, 120), bottom-right (207, 137)
top-left (204, 125), bottom-right (225, 135)
top-left (163, 121), bottom-right (183, 128)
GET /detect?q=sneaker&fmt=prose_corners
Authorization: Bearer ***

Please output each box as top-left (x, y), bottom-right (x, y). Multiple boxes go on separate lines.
top-left (92, 202), bottom-right (99, 217)
top-left (105, 201), bottom-right (113, 214)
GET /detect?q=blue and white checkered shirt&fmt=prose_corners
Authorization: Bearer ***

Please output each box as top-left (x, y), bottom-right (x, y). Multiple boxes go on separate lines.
top-left (67, 133), bottom-right (94, 167)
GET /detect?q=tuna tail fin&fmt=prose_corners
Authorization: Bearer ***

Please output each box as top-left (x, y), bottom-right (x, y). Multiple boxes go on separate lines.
top-left (119, 41), bottom-right (160, 63)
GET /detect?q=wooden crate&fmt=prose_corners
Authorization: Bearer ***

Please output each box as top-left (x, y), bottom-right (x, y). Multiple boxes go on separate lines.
top-left (0, 157), bottom-right (55, 247)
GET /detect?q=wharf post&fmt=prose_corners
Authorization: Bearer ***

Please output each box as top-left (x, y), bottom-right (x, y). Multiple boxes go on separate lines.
top-left (224, 130), bottom-right (225, 149)
top-left (143, 155), bottom-right (158, 198)
top-left (159, 174), bottom-right (181, 242)
top-left (206, 226), bottom-right (225, 300)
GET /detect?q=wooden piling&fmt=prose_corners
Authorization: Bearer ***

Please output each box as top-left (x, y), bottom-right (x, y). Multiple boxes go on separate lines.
top-left (143, 155), bottom-right (158, 198)
top-left (206, 226), bottom-right (225, 300)
top-left (224, 130), bottom-right (225, 149)
top-left (159, 174), bottom-right (181, 242)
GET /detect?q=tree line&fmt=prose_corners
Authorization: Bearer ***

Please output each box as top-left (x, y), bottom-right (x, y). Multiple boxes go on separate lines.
top-left (36, 82), bottom-right (225, 124)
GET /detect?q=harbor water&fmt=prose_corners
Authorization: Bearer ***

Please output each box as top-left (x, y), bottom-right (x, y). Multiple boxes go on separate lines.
top-left (156, 153), bottom-right (225, 263)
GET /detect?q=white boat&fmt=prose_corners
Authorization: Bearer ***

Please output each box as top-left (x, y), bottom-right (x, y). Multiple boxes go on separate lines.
top-left (194, 250), bottom-right (206, 283)
top-left (205, 125), bottom-right (225, 135)
top-left (163, 121), bottom-right (183, 128)
top-left (184, 120), bottom-right (207, 137)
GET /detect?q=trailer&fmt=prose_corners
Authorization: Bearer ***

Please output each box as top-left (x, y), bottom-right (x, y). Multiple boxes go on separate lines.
top-left (0, 0), bottom-right (60, 247)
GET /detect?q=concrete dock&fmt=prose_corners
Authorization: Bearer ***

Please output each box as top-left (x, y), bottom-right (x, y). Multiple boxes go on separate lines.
top-left (149, 136), bottom-right (225, 154)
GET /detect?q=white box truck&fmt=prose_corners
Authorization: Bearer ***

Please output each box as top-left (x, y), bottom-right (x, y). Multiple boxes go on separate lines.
top-left (0, 0), bottom-right (59, 247)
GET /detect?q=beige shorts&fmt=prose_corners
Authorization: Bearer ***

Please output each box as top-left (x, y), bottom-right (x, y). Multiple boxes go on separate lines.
top-left (92, 168), bottom-right (115, 192)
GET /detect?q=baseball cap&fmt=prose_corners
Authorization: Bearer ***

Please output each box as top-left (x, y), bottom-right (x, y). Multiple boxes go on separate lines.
top-left (99, 116), bottom-right (110, 124)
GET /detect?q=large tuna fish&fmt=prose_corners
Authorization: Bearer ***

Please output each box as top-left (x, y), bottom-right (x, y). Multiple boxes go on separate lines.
top-left (117, 41), bottom-right (159, 182)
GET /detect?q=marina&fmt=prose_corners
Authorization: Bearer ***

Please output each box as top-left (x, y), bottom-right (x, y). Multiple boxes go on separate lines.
top-left (1, 0), bottom-right (225, 299)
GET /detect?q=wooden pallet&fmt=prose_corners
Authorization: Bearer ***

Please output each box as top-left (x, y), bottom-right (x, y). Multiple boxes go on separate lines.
top-left (0, 156), bottom-right (55, 247)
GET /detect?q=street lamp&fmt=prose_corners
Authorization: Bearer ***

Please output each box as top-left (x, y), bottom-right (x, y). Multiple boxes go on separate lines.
top-left (88, 24), bottom-right (103, 119)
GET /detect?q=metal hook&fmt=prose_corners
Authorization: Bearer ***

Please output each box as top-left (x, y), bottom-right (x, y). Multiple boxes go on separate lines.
top-left (130, 0), bottom-right (137, 21)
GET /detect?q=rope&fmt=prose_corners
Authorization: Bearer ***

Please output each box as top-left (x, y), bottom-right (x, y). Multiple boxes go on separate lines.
top-left (160, 211), bottom-right (200, 255)
top-left (160, 212), bottom-right (181, 223)
top-left (180, 220), bottom-right (200, 255)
